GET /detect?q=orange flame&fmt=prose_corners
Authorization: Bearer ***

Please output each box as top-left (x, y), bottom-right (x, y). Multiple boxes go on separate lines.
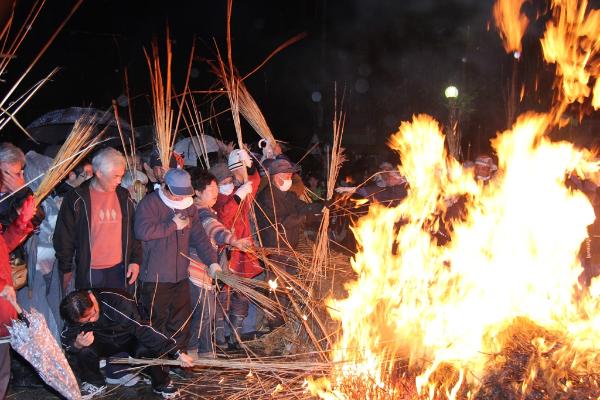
top-left (493, 0), bottom-right (529, 53)
top-left (541, 0), bottom-right (600, 108)
top-left (308, 112), bottom-right (599, 399)
top-left (307, 1), bottom-right (600, 399)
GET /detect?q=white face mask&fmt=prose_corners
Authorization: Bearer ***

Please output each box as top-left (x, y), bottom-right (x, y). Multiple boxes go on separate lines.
top-left (278, 179), bottom-right (292, 192)
top-left (374, 175), bottom-right (386, 188)
top-left (158, 188), bottom-right (193, 210)
top-left (219, 183), bottom-right (234, 195)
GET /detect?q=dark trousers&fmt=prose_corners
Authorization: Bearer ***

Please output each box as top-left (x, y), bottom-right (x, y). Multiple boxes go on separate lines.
top-left (215, 289), bottom-right (248, 345)
top-left (89, 263), bottom-right (125, 290)
top-left (0, 343), bottom-right (10, 398)
top-left (188, 284), bottom-right (215, 354)
top-left (139, 280), bottom-right (191, 351)
top-left (69, 337), bottom-right (169, 387)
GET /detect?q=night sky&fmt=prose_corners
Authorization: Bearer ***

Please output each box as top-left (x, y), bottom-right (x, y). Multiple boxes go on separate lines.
top-left (2, 0), bottom-right (596, 161)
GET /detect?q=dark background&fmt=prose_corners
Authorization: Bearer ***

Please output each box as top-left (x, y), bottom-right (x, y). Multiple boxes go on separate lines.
top-left (1, 0), bottom-right (598, 161)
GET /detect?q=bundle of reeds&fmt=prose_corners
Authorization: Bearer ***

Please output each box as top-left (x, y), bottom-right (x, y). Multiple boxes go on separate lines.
top-left (144, 31), bottom-right (193, 169)
top-left (33, 115), bottom-right (104, 206)
top-left (181, 253), bottom-right (278, 317)
top-left (237, 80), bottom-right (276, 148)
top-left (311, 89), bottom-right (346, 282)
top-left (145, 35), bottom-right (174, 168)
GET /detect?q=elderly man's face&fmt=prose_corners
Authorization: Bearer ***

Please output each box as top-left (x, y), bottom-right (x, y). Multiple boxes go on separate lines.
top-left (0, 161), bottom-right (25, 193)
top-left (95, 164), bottom-right (125, 192)
top-left (153, 166), bottom-right (166, 183)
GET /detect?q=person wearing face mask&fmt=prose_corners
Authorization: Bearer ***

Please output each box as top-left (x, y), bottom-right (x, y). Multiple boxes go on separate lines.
top-left (188, 168), bottom-right (252, 357)
top-left (255, 158), bottom-right (322, 328)
top-left (256, 159), bottom-right (322, 252)
top-left (210, 150), bottom-right (262, 349)
top-left (134, 168), bottom-right (220, 359)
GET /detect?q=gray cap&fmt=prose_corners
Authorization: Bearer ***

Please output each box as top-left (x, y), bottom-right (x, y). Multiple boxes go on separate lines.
top-left (164, 168), bottom-right (194, 196)
top-left (267, 158), bottom-right (298, 175)
top-left (209, 162), bottom-right (233, 183)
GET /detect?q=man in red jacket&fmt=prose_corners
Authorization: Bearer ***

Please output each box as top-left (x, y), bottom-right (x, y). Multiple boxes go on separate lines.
top-left (211, 150), bottom-right (261, 349)
top-left (0, 194), bottom-right (35, 398)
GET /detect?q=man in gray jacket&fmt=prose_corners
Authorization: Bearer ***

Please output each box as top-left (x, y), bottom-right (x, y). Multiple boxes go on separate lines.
top-left (134, 168), bottom-right (220, 351)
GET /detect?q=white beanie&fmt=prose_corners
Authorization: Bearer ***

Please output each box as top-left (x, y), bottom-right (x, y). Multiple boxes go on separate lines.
top-left (228, 149), bottom-right (244, 171)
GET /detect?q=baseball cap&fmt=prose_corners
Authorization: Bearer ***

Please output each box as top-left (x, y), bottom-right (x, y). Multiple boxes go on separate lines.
top-left (164, 168), bottom-right (194, 196)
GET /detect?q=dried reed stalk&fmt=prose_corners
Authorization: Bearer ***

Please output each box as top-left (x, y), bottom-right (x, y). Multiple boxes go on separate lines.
top-left (34, 115), bottom-right (105, 206)
top-left (0, 0), bottom-right (83, 122)
top-left (236, 80), bottom-right (276, 147)
top-left (311, 88), bottom-right (346, 281)
top-left (111, 355), bottom-right (332, 373)
top-left (181, 253), bottom-right (278, 317)
top-left (144, 33), bottom-right (173, 169)
top-left (144, 31), bottom-right (194, 168)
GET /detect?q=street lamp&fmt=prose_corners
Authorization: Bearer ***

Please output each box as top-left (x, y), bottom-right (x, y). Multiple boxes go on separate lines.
top-left (444, 85), bottom-right (461, 160)
top-left (444, 85), bottom-right (459, 99)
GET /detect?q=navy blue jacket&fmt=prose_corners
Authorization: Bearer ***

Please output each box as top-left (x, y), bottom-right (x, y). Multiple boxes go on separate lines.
top-left (134, 191), bottom-right (217, 283)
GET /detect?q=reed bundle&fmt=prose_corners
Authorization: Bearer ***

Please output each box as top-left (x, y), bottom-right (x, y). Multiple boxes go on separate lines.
top-left (144, 35), bottom-right (173, 168)
top-left (33, 115), bottom-right (104, 206)
top-left (181, 253), bottom-right (279, 317)
top-left (144, 31), bottom-right (193, 168)
top-left (111, 355), bottom-right (333, 373)
top-left (311, 89), bottom-right (346, 281)
top-left (236, 80), bottom-right (276, 147)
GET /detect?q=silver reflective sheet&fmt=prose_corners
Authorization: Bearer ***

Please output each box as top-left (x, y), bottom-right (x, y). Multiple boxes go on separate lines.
top-left (8, 309), bottom-right (81, 400)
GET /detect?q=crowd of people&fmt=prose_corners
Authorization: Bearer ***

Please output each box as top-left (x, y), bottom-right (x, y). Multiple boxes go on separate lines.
top-left (0, 136), bottom-right (597, 399)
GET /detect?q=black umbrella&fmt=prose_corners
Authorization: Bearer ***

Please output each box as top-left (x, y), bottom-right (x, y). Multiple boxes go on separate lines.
top-left (26, 107), bottom-right (132, 145)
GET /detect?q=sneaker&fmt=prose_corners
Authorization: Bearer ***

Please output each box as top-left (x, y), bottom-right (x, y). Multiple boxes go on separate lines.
top-left (153, 382), bottom-right (180, 399)
top-left (169, 367), bottom-right (195, 379)
top-left (105, 372), bottom-right (140, 387)
top-left (80, 382), bottom-right (107, 399)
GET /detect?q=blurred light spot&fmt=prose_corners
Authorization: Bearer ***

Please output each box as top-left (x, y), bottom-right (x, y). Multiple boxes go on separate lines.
top-left (355, 78), bottom-right (369, 94)
top-left (311, 91), bottom-right (322, 103)
top-left (117, 95), bottom-right (128, 107)
top-left (191, 67), bottom-right (200, 78)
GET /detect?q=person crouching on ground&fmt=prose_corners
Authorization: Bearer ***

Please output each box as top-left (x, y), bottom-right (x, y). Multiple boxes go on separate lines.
top-left (60, 289), bottom-right (193, 398)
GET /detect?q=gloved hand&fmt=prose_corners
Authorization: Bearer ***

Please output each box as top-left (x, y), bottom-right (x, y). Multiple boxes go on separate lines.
top-left (230, 237), bottom-right (253, 251)
top-left (16, 195), bottom-right (35, 229)
top-left (208, 262), bottom-right (222, 279)
top-left (237, 149), bottom-right (253, 168)
top-left (335, 186), bottom-right (356, 194)
top-left (235, 181), bottom-right (253, 200)
top-left (172, 213), bottom-right (189, 230)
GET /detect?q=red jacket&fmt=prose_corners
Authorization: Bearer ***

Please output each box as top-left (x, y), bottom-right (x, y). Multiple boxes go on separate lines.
top-left (0, 218), bottom-right (33, 337)
top-left (214, 170), bottom-right (262, 278)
